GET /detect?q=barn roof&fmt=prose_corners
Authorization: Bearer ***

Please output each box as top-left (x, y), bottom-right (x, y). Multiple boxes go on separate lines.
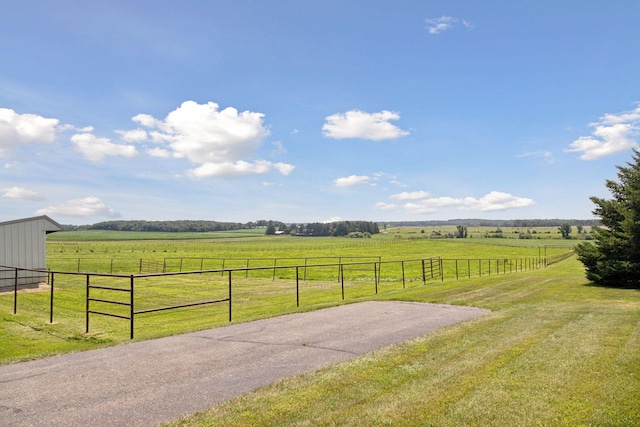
top-left (0, 215), bottom-right (63, 234)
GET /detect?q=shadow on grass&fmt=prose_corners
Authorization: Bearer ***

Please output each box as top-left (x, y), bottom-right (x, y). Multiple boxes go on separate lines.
top-left (583, 281), bottom-right (640, 291)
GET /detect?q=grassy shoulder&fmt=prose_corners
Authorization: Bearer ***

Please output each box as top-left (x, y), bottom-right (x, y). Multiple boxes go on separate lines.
top-left (164, 258), bottom-right (640, 426)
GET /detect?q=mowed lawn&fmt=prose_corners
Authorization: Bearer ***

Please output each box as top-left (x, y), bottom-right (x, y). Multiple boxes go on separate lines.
top-left (166, 257), bottom-right (640, 427)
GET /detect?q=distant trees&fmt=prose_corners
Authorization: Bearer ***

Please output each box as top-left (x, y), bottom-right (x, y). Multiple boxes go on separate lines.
top-left (575, 150), bottom-right (640, 288)
top-left (295, 221), bottom-right (379, 237)
top-left (456, 225), bottom-right (468, 238)
top-left (74, 219), bottom-right (379, 238)
top-left (558, 223), bottom-right (572, 239)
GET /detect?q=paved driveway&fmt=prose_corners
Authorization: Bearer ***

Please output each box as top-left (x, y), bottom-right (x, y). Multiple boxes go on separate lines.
top-left (0, 301), bottom-right (488, 426)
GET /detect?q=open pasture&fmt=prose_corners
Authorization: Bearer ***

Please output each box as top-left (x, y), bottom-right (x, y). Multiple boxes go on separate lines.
top-left (3, 234), bottom-right (572, 362)
top-left (2, 233), bottom-right (639, 425)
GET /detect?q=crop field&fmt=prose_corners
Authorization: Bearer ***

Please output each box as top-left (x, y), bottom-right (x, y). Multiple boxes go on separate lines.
top-left (5, 230), bottom-right (637, 426)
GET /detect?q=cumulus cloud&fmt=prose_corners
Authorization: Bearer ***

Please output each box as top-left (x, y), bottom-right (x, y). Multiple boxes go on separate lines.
top-left (567, 104), bottom-right (640, 160)
top-left (130, 101), bottom-right (294, 177)
top-left (2, 186), bottom-right (43, 201)
top-left (377, 191), bottom-right (534, 215)
top-left (189, 160), bottom-right (295, 178)
top-left (116, 128), bottom-right (148, 143)
top-left (390, 191), bottom-right (431, 200)
top-left (146, 147), bottom-right (171, 158)
top-left (425, 16), bottom-right (473, 34)
top-left (322, 110), bottom-right (409, 141)
top-left (0, 108), bottom-right (59, 157)
top-left (334, 175), bottom-right (371, 187)
top-left (36, 196), bottom-right (120, 218)
top-left (461, 191), bottom-right (535, 212)
top-left (71, 133), bottom-right (138, 162)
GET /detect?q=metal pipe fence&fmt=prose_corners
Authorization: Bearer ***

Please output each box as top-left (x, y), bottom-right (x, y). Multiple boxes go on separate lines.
top-left (1, 252), bottom-right (571, 338)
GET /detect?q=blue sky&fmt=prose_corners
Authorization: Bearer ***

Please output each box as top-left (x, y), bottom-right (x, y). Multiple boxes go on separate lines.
top-left (1, 1), bottom-right (640, 225)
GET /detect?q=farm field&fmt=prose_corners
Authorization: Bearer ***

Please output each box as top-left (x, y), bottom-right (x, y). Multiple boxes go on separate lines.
top-left (3, 231), bottom-right (638, 425)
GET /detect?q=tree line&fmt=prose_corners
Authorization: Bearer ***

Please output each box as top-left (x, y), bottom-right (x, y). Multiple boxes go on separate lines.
top-left (64, 219), bottom-right (379, 237)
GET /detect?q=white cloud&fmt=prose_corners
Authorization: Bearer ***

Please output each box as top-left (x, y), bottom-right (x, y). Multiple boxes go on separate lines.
top-left (2, 186), bottom-right (43, 201)
top-left (36, 196), bottom-right (120, 218)
top-left (188, 160), bottom-right (295, 178)
top-left (146, 147), bottom-right (171, 158)
top-left (322, 110), bottom-right (409, 141)
top-left (377, 191), bottom-right (534, 215)
top-left (334, 175), bottom-right (371, 187)
top-left (390, 191), bottom-right (430, 200)
top-left (460, 191), bottom-right (535, 212)
top-left (425, 16), bottom-right (472, 34)
top-left (420, 196), bottom-right (465, 207)
top-left (132, 113), bottom-right (160, 128)
top-left (567, 104), bottom-right (640, 160)
top-left (116, 128), bottom-right (148, 142)
top-left (131, 100), bottom-right (294, 177)
top-left (0, 108), bottom-right (59, 157)
top-left (71, 133), bottom-right (138, 162)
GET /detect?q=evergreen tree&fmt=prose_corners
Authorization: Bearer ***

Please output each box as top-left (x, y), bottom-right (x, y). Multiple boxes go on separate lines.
top-left (575, 149), bottom-right (640, 287)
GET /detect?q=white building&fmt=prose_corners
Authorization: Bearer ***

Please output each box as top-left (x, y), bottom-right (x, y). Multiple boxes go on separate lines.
top-left (0, 215), bottom-right (62, 288)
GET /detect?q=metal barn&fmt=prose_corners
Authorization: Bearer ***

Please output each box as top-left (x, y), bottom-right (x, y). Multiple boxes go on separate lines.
top-left (0, 215), bottom-right (62, 288)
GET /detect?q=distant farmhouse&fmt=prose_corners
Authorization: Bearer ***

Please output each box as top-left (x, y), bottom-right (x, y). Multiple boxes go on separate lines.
top-left (0, 215), bottom-right (62, 288)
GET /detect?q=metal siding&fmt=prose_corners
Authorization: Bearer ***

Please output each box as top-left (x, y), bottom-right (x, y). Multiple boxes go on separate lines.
top-left (0, 217), bottom-right (53, 287)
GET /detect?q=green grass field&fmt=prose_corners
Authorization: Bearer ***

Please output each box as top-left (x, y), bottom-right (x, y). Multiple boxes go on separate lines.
top-left (2, 232), bottom-right (637, 426)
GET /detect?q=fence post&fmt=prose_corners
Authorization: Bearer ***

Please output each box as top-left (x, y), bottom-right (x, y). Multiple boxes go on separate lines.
top-left (296, 266), bottom-right (300, 307)
top-left (13, 268), bottom-right (18, 314)
top-left (228, 271), bottom-right (232, 322)
top-left (374, 262), bottom-right (378, 294)
top-left (130, 275), bottom-right (135, 339)
top-left (85, 274), bottom-right (90, 333)
top-left (49, 272), bottom-right (55, 324)
top-left (401, 261), bottom-right (405, 289)
top-left (422, 259), bottom-right (426, 285)
top-left (340, 264), bottom-right (345, 300)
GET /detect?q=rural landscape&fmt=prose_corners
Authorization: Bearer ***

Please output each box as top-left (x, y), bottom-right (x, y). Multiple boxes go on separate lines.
top-left (2, 2), bottom-right (640, 426)
top-left (2, 221), bottom-right (639, 425)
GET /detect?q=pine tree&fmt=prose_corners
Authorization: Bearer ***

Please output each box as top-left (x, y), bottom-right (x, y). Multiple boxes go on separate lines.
top-left (575, 149), bottom-right (640, 287)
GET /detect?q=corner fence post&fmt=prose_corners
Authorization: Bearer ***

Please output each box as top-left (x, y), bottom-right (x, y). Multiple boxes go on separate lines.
top-left (422, 259), bottom-right (426, 285)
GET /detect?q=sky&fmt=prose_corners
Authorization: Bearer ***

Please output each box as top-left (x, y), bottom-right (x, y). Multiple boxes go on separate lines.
top-left (1, 1), bottom-right (640, 225)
